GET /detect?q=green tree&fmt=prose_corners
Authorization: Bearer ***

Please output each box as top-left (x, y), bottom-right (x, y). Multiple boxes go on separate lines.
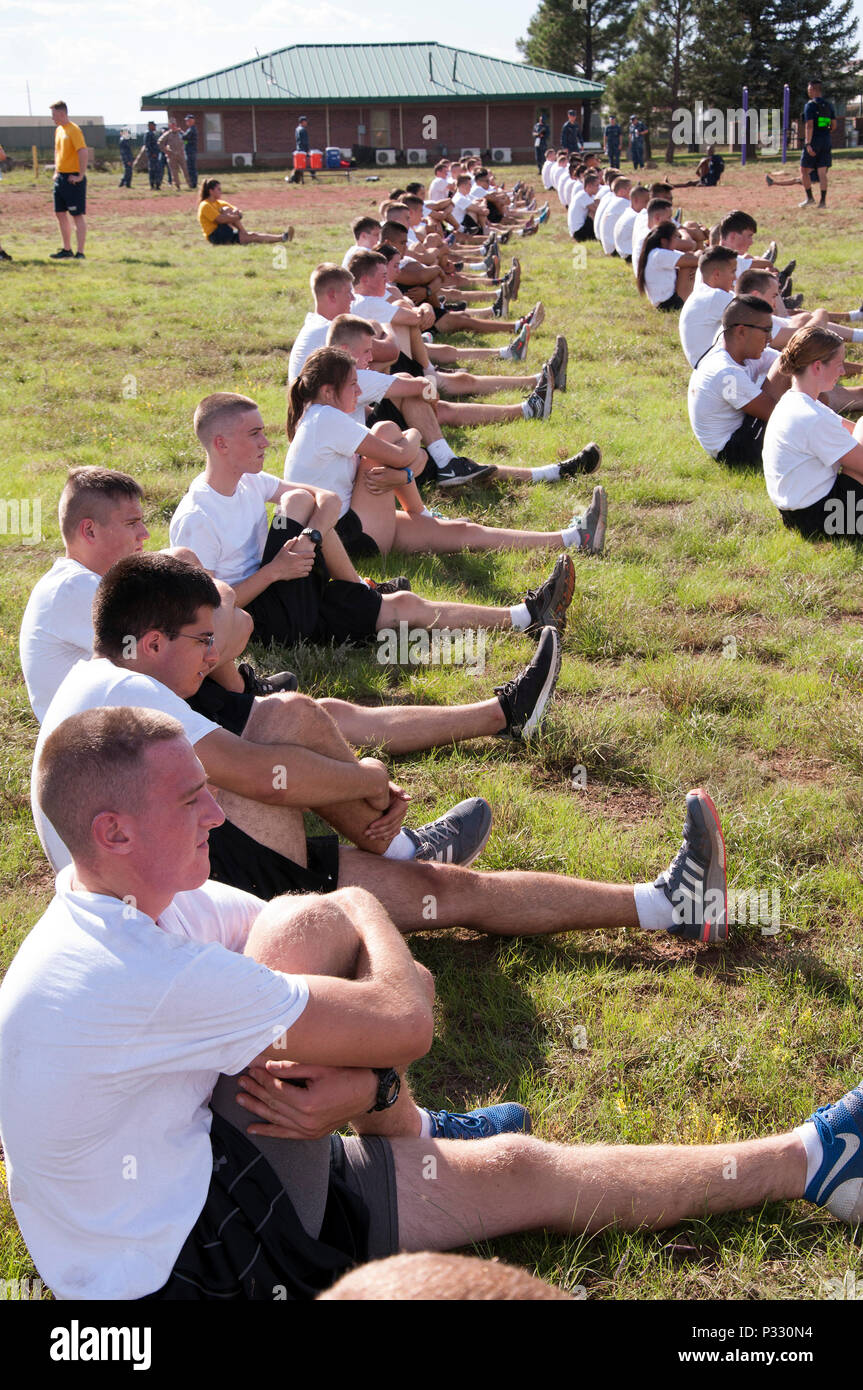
top-left (518, 0), bottom-right (636, 136)
top-left (604, 0), bottom-right (699, 161)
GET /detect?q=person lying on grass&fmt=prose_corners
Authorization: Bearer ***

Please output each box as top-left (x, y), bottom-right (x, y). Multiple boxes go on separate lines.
top-left (283, 347), bottom-right (607, 560)
top-left (197, 178), bottom-right (294, 247)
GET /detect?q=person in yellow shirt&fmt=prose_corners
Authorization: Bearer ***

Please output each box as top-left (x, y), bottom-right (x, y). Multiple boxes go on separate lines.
top-left (50, 101), bottom-right (87, 260)
top-left (197, 179), bottom-right (294, 246)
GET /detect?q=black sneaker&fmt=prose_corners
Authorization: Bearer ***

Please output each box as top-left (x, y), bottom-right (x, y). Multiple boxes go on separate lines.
top-left (435, 456), bottom-right (498, 488)
top-left (491, 285), bottom-right (506, 318)
top-left (0, 248), bottom-right (12, 262)
top-left (548, 334), bottom-right (568, 391)
top-left (523, 370), bottom-right (553, 420)
top-left (559, 442), bottom-right (601, 477)
top-left (785, 293), bottom-right (804, 311)
top-left (763, 240), bottom-right (778, 264)
top-left (498, 228), bottom-right (511, 245)
top-left (655, 789), bottom-right (728, 942)
top-left (779, 277), bottom-right (793, 300)
top-left (367, 575), bottom-right (413, 593)
top-left (50, 248), bottom-right (74, 259)
top-left (443, 299), bottom-right (468, 312)
top-left (495, 626), bottom-right (561, 739)
top-left (523, 553), bottom-right (576, 635)
top-left (238, 662), bottom-right (299, 695)
top-left (404, 797), bottom-right (493, 866)
top-left (777, 258), bottom-right (796, 281)
top-left (74, 251), bottom-right (86, 259)
top-left (765, 174), bottom-right (774, 186)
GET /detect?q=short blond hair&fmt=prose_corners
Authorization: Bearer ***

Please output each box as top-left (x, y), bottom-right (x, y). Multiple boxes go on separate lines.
top-left (193, 392), bottom-right (258, 447)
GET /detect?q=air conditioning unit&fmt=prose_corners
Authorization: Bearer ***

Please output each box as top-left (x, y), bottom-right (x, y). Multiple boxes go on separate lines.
top-left (232, 152), bottom-right (253, 168)
top-left (376, 149), bottom-right (397, 166)
top-left (406, 148), bottom-right (428, 165)
top-left (460, 147), bottom-right (481, 159)
top-left (491, 147), bottom-right (512, 164)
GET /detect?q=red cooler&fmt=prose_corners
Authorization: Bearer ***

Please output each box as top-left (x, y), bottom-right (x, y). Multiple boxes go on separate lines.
top-left (293, 150), bottom-right (307, 170)
top-left (310, 149), bottom-right (324, 170)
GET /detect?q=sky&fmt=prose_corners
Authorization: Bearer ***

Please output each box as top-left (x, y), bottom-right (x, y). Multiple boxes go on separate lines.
top-left (3, 0), bottom-right (863, 126)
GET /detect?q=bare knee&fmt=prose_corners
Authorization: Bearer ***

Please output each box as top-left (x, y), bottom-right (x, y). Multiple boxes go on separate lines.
top-left (369, 421), bottom-right (404, 445)
top-left (246, 888), bottom-right (367, 974)
top-left (234, 606), bottom-right (254, 647)
top-left (243, 690), bottom-right (322, 742)
top-left (166, 545), bottom-right (202, 568)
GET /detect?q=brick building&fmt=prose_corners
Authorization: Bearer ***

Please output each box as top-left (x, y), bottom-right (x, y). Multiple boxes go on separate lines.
top-left (141, 42), bottom-right (603, 170)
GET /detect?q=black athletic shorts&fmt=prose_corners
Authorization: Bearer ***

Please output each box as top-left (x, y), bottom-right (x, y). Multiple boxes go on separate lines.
top-left (393, 352), bottom-right (425, 378)
top-left (187, 677), bottom-right (255, 735)
top-left (657, 291), bottom-right (684, 313)
top-left (367, 395), bottom-right (408, 431)
top-left (53, 172), bottom-right (87, 215)
top-left (486, 201), bottom-right (503, 223)
top-left (779, 472), bottom-right (863, 542)
top-left (801, 143), bottom-right (832, 170)
top-left (246, 516), bottom-right (381, 646)
top-left (334, 507), bottom-right (380, 560)
top-left (572, 216), bottom-right (596, 242)
top-left (138, 1115), bottom-right (368, 1300)
top-left (208, 223), bottom-right (240, 244)
top-left (462, 212), bottom-right (482, 234)
top-left (715, 414), bottom-right (765, 467)
top-left (207, 816), bottom-right (340, 900)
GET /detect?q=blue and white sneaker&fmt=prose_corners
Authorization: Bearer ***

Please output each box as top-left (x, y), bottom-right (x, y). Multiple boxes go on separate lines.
top-left (804, 1085), bottom-right (863, 1222)
top-left (404, 797), bottom-right (493, 867)
top-left (656, 789), bottom-right (727, 942)
top-left (426, 1102), bottom-right (532, 1140)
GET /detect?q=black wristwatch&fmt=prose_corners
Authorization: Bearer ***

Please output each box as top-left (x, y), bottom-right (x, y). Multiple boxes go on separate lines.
top-left (300, 527), bottom-right (322, 545)
top-left (368, 1067), bottom-right (401, 1112)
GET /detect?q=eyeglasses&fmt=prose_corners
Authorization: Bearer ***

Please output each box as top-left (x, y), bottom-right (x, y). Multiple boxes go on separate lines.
top-left (165, 631), bottom-right (216, 653)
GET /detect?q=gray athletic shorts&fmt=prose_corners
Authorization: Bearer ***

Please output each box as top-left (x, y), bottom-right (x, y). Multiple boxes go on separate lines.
top-left (211, 1076), bottom-right (399, 1260)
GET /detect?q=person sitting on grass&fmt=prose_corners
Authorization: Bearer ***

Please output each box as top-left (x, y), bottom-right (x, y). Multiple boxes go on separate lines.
top-left (567, 170), bottom-right (601, 241)
top-left (197, 178), bottom-right (294, 247)
top-left (636, 220), bottom-right (699, 312)
top-left (687, 294), bottom-right (788, 466)
top-left (763, 325), bottom-right (863, 542)
top-left (6, 709), bottom-right (861, 1302)
top-left (666, 144), bottom-right (725, 189)
top-left (284, 348), bottom-right (607, 560)
top-left (679, 246), bottom-right (740, 367)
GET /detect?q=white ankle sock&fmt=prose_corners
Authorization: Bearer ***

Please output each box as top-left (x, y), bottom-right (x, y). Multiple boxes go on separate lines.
top-left (633, 882), bottom-right (674, 931)
top-left (530, 464), bottom-right (561, 482)
top-left (383, 830), bottom-right (417, 861)
top-left (852, 329), bottom-right (863, 343)
top-left (792, 1121), bottom-right (822, 1188)
top-left (560, 519), bottom-right (583, 548)
top-left (428, 438), bottom-right (456, 466)
top-left (849, 310), bottom-right (863, 322)
top-left (509, 602), bottom-right (531, 630)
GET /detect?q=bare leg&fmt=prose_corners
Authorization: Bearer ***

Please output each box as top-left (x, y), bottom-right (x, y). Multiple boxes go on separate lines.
top-left (435, 310), bottom-right (521, 334)
top-left (237, 228), bottom-right (286, 244)
top-left (337, 852), bottom-right (640, 934)
top-left (392, 1130), bottom-right (806, 1250)
top-left (428, 345), bottom-right (516, 365)
top-left (436, 400), bottom-right (527, 425)
top-left (675, 263), bottom-right (697, 302)
top-left (435, 370), bottom-right (538, 396)
top-left (72, 214), bottom-right (86, 254)
top-left (389, 512), bottom-right (568, 555)
top-left (55, 209), bottom-right (72, 252)
top-left (376, 589), bottom-right (512, 632)
top-left (319, 695), bottom-right (508, 754)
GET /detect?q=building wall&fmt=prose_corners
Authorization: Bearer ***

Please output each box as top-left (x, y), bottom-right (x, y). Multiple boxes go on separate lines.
top-left (169, 97), bottom-right (591, 167)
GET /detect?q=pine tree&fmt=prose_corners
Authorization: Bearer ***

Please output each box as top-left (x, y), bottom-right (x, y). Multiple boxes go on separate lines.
top-left (517, 0), bottom-right (636, 135)
top-left (604, 0), bottom-right (699, 161)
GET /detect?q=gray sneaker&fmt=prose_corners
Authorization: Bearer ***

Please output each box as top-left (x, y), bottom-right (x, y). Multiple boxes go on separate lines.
top-left (522, 553), bottom-right (576, 635)
top-left (523, 369), bottom-right (554, 420)
top-left (655, 789), bottom-right (728, 942)
top-left (549, 334), bottom-right (568, 391)
top-left (568, 485), bottom-right (607, 555)
top-left (404, 797), bottom-right (493, 866)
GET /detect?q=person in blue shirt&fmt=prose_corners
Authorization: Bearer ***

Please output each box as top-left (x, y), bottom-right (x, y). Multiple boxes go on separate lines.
top-left (604, 115), bottom-right (621, 167)
top-left (143, 121), bottom-right (161, 190)
top-left (800, 80), bottom-right (835, 208)
top-left (118, 130), bottom-right (134, 189)
top-left (295, 115), bottom-right (317, 181)
top-left (532, 113), bottom-right (549, 172)
top-left (183, 116), bottom-right (198, 190)
top-left (560, 110), bottom-right (583, 155)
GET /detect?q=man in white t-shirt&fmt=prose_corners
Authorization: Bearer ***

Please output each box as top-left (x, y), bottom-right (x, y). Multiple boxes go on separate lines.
top-left (687, 295), bottom-right (789, 465)
top-left (341, 214), bottom-right (382, 270)
top-left (737, 266), bottom-right (863, 364)
top-left (597, 178), bottom-right (631, 255)
top-left (568, 171), bottom-right (601, 240)
top-left (11, 709), bottom-right (852, 1300)
top-left (679, 246), bottom-right (738, 368)
top-left (290, 263), bottom-right (399, 383)
top-left (18, 466), bottom-right (277, 723)
top-left (613, 184), bottom-right (648, 261)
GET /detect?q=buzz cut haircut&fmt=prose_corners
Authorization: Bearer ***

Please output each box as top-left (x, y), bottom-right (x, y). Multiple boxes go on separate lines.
top-left (327, 313), bottom-right (375, 347)
top-left (193, 392), bottom-right (258, 447)
top-left (350, 249), bottom-right (386, 283)
top-left (58, 467), bottom-right (143, 543)
top-left (351, 215), bottom-right (380, 240)
top-left (310, 263), bottom-right (353, 300)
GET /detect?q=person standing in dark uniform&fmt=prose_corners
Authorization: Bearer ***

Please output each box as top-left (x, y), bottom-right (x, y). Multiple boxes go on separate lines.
top-left (800, 80), bottom-right (835, 208)
top-left (628, 116), bottom-right (647, 170)
top-left (532, 112), bottom-right (549, 172)
top-left (560, 109), bottom-right (583, 156)
top-left (183, 116), bottom-right (198, 190)
top-left (295, 115), bottom-right (316, 180)
top-left (144, 122), bottom-right (162, 190)
top-left (118, 130), bottom-right (134, 188)
top-left (604, 114), bottom-right (622, 167)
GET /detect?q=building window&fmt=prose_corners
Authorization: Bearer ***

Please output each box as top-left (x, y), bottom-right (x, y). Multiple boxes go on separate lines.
top-left (370, 108), bottom-right (391, 148)
top-left (204, 112), bottom-right (223, 152)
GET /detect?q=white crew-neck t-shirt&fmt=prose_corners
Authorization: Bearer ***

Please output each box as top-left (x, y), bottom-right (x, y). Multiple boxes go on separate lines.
top-left (288, 311), bottom-right (331, 382)
top-left (567, 189), bottom-right (594, 235)
top-left (599, 195), bottom-right (629, 255)
top-left (351, 293), bottom-right (397, 325)
top-left (169, 471), bottom-right (281, 586)
top-left (33, 657), bottom-right (219, 871)
top-left (762, 390), bottom-right (854, 510)
top-left (687, 345), bottom-right (778, 456)
top-left (643, 247), bottom-right (684, 305)
top-left (283, 403), bottom-right (369, 517)
top-left (19, 558), bottom-right (100, 723)
top-left (614, 206), bottom-right (638, 258)
top-left (679, 283), bottom-right (733, 368)
top-left (0, 868), bottom-right (307, 1300)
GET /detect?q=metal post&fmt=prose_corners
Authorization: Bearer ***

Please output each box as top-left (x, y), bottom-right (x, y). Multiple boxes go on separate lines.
top-left (782, 84), bottom-right (789, 163)
top-left (741, 86), bottom-right (748, 165)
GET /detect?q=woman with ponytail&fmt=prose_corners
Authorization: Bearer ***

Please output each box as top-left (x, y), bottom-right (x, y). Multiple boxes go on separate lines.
top-left (636, 220), bottom-right (699, 312)
top-left (284, 346), bottom-right (608, 558)
top-left (762, 324), bottom-right (863, 540)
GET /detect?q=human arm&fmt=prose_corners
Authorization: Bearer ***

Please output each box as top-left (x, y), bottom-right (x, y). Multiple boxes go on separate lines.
top-left (236, 1060), bottom-right (379, 1138)
top-left (195, 725), bottom-right (392, 807)
top-left (391, 302), bottom-right (435, 330)
top-left (356, 425), bottom-right (422, 468)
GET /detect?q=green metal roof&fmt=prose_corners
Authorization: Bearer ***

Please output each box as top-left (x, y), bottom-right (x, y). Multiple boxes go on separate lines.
top-left (141, 42), bottom-right (604, 109)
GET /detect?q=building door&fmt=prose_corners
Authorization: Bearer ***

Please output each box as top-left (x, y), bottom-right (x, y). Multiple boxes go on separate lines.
top-left (369, 108), bottom-right (391, 148)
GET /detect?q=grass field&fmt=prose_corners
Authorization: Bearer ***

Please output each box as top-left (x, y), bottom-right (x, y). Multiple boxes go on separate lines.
top-left (1, 154), bottom-right (862, 1301)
